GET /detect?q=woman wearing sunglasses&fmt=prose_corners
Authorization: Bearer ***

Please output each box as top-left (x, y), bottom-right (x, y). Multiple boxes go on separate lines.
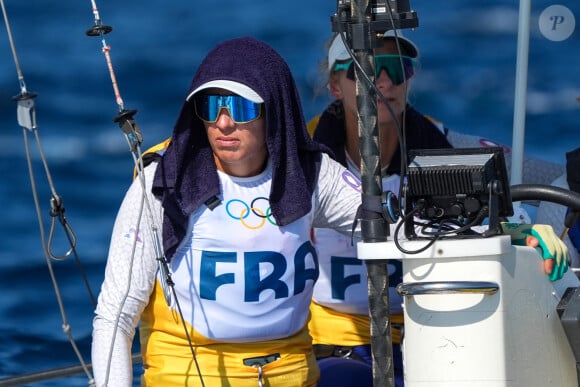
top-left (309, 31), bottom-right (569, 387)
top-left (309, 30), bottom-right (442, 387)
top-left (91, 37), bottom-right (366, 387)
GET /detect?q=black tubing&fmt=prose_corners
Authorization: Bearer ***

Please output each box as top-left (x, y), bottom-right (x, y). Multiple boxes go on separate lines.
top-left (510, 184), bottom-right (580, 211)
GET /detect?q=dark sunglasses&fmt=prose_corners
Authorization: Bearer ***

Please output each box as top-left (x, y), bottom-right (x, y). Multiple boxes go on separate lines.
top-left (193, 94), bottom-right (263, 124)
top-left (332, 54), bottom-right (417, 85)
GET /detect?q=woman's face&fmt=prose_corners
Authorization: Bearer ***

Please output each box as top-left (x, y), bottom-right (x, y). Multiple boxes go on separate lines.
top-left (329, 39), bottom-right (411, 128)
top-left (201, 89), bottom-right (268, 177)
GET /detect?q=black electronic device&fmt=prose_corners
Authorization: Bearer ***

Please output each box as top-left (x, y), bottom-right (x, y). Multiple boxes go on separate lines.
top-left (403, 147), bottom-right (513, 239)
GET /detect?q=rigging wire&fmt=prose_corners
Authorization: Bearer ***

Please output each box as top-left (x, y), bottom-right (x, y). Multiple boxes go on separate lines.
top-left (131, 147), bottom-right (205, 386)
top-left (1, 0), bottom-right (96, 385)
top-left (84, 1), bottom-right (205, 385)
top-left (85, 0), bottom-right (142, 152)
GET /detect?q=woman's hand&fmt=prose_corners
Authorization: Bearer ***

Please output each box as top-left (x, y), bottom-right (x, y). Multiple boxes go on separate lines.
top-left (501, 222), bottom-right (570, 281)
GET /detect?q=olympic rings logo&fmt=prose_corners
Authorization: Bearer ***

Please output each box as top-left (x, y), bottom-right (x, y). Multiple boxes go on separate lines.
top-left (225, 197), bottom-right (277, 229)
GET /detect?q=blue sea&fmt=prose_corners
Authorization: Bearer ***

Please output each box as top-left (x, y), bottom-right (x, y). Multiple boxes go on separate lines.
top-left (0, 0), bottom-right (578, 385)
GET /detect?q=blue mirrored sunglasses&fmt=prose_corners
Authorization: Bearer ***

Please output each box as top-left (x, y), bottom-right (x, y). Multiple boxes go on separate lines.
top-left (193, 94), bottom-right (263, 124)
top-left (332, 54), bottom-right (417, 85)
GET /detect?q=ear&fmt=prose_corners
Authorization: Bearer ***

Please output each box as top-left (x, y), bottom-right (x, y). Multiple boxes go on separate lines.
top-left (328, 73), bottom-right (344, 99)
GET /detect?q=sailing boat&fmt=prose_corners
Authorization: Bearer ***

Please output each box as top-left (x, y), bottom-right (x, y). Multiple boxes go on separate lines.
top-left (0, 0), bottom-right (576, 387)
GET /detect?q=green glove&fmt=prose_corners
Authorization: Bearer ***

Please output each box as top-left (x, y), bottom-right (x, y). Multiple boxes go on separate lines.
top-left (501, 222), bottom-right (570, 281)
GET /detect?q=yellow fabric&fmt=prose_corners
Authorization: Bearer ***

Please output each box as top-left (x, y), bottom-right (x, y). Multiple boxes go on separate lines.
top-left (139, 281), bottom-right (319, 386)
top-left (132, 137), bottom-right (172, 179)
top-left (306, 116), bottom-right (319, 138)
top-left (423, 114), bottom-right (442, 126)
top-left (308, 301), bottom-right (402, 346)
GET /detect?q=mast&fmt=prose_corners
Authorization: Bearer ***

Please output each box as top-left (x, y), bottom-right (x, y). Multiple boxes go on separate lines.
top-left (352, 3), bottom-right (392, 382)
top-left (331, 1), bottom-right (418, 385)
top-left (510, 0), bottom-right (531, 186)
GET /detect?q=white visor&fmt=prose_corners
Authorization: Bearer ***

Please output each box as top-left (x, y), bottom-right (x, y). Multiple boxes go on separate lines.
top-left (187, 80), bottom-right (264, 103)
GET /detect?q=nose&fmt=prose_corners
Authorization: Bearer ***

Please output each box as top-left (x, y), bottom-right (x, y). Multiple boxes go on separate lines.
top-left (215, 107), bottom-right (236, 128)
top-left (375, 68), bottom-right (394, 87)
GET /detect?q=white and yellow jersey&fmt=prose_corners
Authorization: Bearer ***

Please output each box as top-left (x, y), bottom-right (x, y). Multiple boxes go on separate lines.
top-left (310, 170), bottom-right (404, 347)
top-left (92, 153), bottom-right (362, 386)
top-left (161, 165), bottom-right (317, 342)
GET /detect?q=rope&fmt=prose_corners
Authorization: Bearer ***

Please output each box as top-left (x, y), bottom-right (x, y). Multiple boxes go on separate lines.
top-left (85, 0), bottom-right (142, 152)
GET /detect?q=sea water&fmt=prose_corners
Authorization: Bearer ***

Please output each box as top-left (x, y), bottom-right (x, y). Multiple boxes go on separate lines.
top-left (0, 0), bottom-right (578, 385)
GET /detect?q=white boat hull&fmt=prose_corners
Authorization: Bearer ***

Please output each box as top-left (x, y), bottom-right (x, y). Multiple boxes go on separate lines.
top-left (359, 235), bottom-right (579, 386)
